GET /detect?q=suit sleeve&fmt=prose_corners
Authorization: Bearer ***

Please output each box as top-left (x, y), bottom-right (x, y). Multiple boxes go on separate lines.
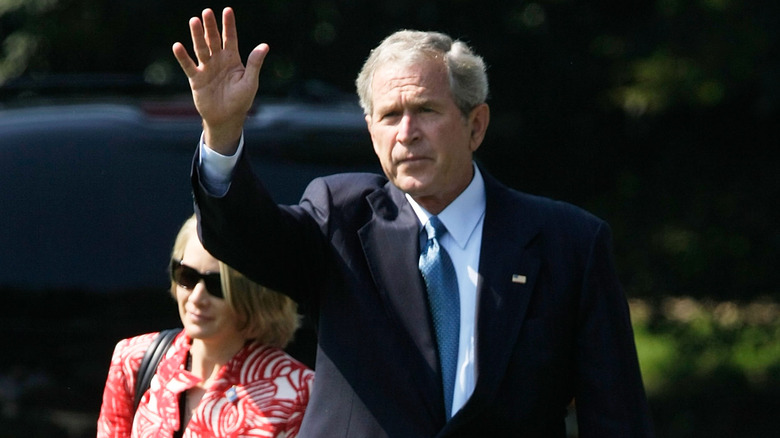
top-left (191, 149), bottom-right (331, 306)
top-left (574, 222), bottom-right (655, 437)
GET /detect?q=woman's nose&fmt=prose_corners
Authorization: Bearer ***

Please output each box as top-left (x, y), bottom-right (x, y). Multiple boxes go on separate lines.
top-left (189, 281), bottom-right (211, 303)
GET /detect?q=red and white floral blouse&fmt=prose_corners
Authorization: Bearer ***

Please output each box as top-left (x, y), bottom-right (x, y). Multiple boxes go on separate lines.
top-left (97, 331), bottom-right (314, 438)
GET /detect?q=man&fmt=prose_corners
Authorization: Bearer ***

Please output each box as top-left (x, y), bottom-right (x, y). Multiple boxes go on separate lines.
top-left (173, 7), bottom-right (654, 437)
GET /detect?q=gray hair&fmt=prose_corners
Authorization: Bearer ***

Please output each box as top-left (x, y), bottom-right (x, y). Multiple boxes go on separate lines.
top-left (355, 30), bottom-right (489, 117)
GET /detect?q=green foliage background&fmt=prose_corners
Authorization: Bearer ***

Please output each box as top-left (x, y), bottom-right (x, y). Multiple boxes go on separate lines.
top-left (2, 0), bottom-right (778, 436)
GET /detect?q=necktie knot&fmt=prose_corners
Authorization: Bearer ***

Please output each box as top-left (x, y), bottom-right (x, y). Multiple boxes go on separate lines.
top-left (424, 216), bottom-right (447, 241)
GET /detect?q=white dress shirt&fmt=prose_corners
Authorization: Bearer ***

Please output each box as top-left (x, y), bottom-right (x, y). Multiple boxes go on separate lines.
top-left (406, 165), bottom-right (486, 417)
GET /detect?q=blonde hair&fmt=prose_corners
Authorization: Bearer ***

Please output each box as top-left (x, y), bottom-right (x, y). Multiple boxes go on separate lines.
top-left (170, 215), bottom-right (300, 348)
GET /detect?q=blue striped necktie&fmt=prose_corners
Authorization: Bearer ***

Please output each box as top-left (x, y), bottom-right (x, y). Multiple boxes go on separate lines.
top-left (418, 216), bottom-right (460, 419)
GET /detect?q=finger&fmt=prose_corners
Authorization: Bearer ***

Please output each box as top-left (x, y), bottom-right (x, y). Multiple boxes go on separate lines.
top-left (172, 42), bottom-right (198, 77)
top-left (202, 8), bottom-right (222, 55)
top-left (189, 17), bottom-right (210, 64)
top-left (244, 44), bottom-right (270, 83)
top-left (222, 7), bottom-right (238, 53)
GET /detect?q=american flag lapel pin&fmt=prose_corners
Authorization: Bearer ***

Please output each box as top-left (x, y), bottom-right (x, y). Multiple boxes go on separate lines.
top-left (512, 274), bottom-right (527, 284)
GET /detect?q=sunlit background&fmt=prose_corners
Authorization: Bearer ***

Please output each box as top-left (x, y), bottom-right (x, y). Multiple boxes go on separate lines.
top-left (1, 1), bottom-right (778, 437)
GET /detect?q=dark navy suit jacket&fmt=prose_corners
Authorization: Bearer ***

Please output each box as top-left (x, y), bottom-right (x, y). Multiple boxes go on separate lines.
top-left (192, 151), bottom-right (653, 437)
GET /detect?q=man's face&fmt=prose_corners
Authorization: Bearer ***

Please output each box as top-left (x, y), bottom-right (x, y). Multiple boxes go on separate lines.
top-left (365, 57), bottom-right (489, 213)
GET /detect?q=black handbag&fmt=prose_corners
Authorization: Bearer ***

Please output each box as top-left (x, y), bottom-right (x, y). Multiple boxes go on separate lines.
top-left (133, 328), bottom-right (182, 412)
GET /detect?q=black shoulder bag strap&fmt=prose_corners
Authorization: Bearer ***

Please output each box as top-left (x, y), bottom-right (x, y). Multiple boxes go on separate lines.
top-left (133, 328), bottom-right (182, 413)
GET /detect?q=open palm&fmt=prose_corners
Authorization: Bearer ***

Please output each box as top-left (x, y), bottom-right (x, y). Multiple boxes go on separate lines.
top-left (172, 7), bottom-right (268, 152)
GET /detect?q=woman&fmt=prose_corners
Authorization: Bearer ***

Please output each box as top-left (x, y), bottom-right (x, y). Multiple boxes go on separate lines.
top-left (97, 215), bottom-right (313, 437)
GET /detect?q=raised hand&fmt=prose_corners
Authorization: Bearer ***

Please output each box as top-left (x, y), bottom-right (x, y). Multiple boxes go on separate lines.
top-left (172, 7), bottom-right (268, 154)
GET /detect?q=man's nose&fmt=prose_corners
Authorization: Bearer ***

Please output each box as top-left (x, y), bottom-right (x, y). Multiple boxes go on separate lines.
top-left (396, 113), bottom-right (419, 145)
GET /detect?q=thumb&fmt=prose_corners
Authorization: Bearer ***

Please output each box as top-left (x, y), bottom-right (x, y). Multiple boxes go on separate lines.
top-left (245, 43), bottom-right (269, 82)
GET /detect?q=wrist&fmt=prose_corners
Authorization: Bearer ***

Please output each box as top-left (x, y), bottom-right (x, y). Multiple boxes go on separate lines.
top-left (203, 122), bottom-right (243, 155)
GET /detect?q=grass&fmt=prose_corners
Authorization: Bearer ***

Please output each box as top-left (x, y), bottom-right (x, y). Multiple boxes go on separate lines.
top-left (629, 296), bottom-right (780, 437)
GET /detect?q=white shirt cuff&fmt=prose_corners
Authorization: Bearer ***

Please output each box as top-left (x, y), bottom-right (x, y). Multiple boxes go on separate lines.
top-left (198, 132), bottom-right (244, 196)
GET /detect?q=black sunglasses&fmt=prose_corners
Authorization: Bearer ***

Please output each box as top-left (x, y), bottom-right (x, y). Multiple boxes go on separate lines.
top-left (170, 259), bottom-right (223, 299)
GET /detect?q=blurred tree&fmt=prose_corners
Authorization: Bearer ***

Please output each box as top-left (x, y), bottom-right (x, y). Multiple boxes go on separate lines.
top-left (1, 0), bottom-right (777, 301)
top-left (0, 0), bottom-right (58, 84)
top-left (2, 2), bottom-right (778, 435)
top-left (584, 0), bottom-right (780, 300)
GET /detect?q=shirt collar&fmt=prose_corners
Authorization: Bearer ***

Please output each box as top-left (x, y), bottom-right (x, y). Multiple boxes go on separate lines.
top-left (407, 163), bottom-right (486, 250)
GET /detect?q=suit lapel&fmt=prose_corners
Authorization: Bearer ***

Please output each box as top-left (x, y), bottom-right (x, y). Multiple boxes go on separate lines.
top-left (358, 183), bottom-right (442, 417)
top-left (456, 171), bottom-right (542, 421)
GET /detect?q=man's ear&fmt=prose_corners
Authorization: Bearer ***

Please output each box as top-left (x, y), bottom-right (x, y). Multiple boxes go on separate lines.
top-left (468, 103), bottom-right (490, 151)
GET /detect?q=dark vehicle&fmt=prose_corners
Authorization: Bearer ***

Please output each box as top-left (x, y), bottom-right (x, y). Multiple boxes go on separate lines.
top-left (0, 79), bottom-right (377, 437)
